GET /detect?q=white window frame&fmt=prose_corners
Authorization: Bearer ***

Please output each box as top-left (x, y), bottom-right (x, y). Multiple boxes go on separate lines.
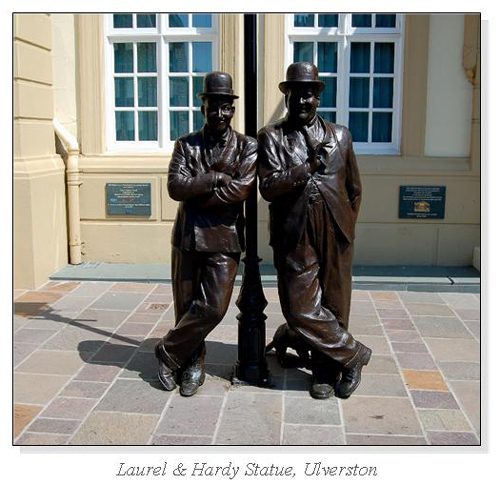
top-left (286, 13), bottom-right (405, 155)
top-left (104, 13), bottom-right (220, 153)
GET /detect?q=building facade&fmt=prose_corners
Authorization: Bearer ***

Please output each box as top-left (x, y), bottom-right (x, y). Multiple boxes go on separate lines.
top-left (14, 13), bottom-right (480, 289)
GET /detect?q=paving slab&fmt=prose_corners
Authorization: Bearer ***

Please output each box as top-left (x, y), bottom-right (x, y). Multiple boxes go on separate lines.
top-left (410, 390), bottom-right (460, 410)
top-left (345, 434), bottom-right (427, 445)
top-left (399, 292), bottom-right (446, 304)
top-left (16, 433), bottom-right (70, 445)
top-left (395, 352), bottom-right (438, 371)
top-left (90, 292), bottom-right (147, 311)
top-left (283, 424), bottom-right (345, 445)
top-left (73, 308), bottom-right (130, 329)
top-left (41, 397), bottom-right (97, 420)
top-left (70, 411), bottom-right (159, 445)
top-left (284, 396), bottom-right (341, 425)
top-left (14, 373), bottom-right (71, 405)
top-left (14, 404), bottom-right (43, 438)
top-left (424, 338), bottom-right (479, 361)
top-left (59, 380), bottom-right (111, 399)
top-left (402, 370), bottom-right (447, 391)
top-left (438, 362), bottom-right (480, 380)
top-left (27, 418), bottom-right (81, 435)
top-left (447, 380), bottom-right (480, 432)
top-left (215, 393), bottom-right (282, 445)
top-left (355, 374), bottom-right (408, 397)
top-left (151, 434), bottom-right (213, 445)
top-left (14, 328), bottom-right (59, 345)
top-left (413, 316), bottom-right (474, 339)
top-left (13, 343), bottom-right (39, 367)
top-left (418, 409), bottom-right (473, 432)
top-left (156, 394), bottom-right (223, 436)
top-left (427, 431), bottom-right (479, 445)
top-left (96, 379), bottom-right (170, 414)
top-left (342, 397), bottom-right (422, 436)
top-left (15, 350), bottom-right (89, 375)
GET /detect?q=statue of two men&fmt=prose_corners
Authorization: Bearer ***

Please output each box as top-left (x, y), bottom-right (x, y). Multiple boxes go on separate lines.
top-left (155, 62), bottom-right (372, 400)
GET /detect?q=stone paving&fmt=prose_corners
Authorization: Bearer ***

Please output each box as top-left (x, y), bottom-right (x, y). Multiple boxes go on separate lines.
top-left (13, 280), bottom-right (480, 446)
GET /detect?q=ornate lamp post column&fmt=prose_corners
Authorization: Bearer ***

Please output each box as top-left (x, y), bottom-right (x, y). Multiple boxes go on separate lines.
top-left (233, 13), bottom-right (269, 384)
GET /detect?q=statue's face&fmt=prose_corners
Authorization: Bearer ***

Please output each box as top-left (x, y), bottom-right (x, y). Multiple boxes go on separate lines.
top-left (202, 97), bottom-right (235, 136)
top-left (285, 85), bottom-right (320, 126)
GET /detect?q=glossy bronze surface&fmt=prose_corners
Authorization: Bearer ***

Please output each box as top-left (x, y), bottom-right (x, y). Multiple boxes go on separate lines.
top-left (156, 72), bottom-right (257, 395)
top-left (258, 62), bottom-right (372, 398)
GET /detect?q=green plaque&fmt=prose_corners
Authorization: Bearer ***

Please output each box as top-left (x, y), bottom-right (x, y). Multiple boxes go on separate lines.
top-left (106, 183), bottom-right (151, 216)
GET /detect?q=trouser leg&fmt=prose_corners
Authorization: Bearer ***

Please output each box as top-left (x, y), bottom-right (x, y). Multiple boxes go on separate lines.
top-left (157, 251), bottom-right (239, 370)
top-left (274, 209), bottom-right (367, 371)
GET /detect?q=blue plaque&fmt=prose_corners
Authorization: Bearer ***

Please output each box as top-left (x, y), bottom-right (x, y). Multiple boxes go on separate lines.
top-left (399, 186), bottom-right (446, 219)
top-left (106, 183), bottom-right (151, 216)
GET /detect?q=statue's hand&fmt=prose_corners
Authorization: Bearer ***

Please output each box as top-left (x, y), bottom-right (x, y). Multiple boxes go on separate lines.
top-left (214, 172), bottom-right (233, 187)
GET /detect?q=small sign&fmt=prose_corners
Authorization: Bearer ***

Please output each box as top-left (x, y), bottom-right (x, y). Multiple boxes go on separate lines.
top-left (106, 183), bottom-right (151, 216)
top-left (399, 185), bottom-right (446, 219)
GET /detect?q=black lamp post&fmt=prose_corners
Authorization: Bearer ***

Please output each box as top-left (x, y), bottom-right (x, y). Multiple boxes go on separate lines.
top-left (233, 13), bottom-right (269, 384)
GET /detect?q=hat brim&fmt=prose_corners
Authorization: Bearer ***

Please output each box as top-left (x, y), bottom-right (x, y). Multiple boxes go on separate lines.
top-left (196, 92), bottom-right (239, 99)
top-left (278, 80), bottom-right (326, 94)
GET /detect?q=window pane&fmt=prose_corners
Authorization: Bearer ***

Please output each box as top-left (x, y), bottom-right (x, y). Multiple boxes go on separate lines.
top-left (372, 112), bottom-right (392, 142)
top-left (139, 111), bottom-right (158, 141)
top-left (373, 78), bottom-right (393, 108)
top-left (170, 77), bottom-right (189, 107)
top-left (193, 76), bottom-right (204, 107)
top-left (194, 110), bottom-right (205, 131)
top-left (350, 43), bottom-right (370, 73)
top-left (169, 14), bottom-right (188, 28)
top-left (294, 42), bottom-right (314, 63)
top-left (170, 111), bottom-right (189, 139)
top-left (170, 43), bottom-right (188, 72)
top-left (320, 77), bottom-right (336, 108)
top-left (113, 14), bottom-right (132, 29)
top-left (318, 43), bottom-right (337, 73)
top-left (349, 78), bottom-right (369, 108)
top-left (352, 14), bottom-right (372, 28)
top-left (138, 77), bottom-right (157, 107)
top-left (193, 42), bottom-right (212, 72)
top-left (114, 78), bottom-right (134, 107)
top-left (137, 14), bottom-right (156, 28)
top-left (376, 14), bottom-right (396, 28)
top-left (116, 111), bottom-right (135, 140)
top-left (349, 112), bottom-right (368, 142)
top-left (294, 14), bottom-right (314, 27)
top-left (114, 43), bottom-right (133, 73)
top-left (193, 14), bottom-right (212, 28)
top-left (318, 14), bottom-right (338, 27)
top-left (320, 111), bottom-right (336, 123)
top-left (374, 43), bottom-right (395, 73)
top-left (137, 43), bottom-right (156, 72)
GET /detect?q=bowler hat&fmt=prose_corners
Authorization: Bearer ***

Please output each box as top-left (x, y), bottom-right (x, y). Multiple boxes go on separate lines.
top-left (197, 71), bottom-right (239, 99)
top-left (279, 62), bottom-right (326, 94)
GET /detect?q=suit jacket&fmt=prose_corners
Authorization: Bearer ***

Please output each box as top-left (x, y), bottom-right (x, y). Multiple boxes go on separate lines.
top-left (168, 126), bottom-right (257, 252)
top-left (258, 116), bottom-right (361, 250)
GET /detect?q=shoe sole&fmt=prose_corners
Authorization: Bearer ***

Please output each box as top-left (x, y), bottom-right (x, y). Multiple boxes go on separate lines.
top-left (180, 375), bottom-right (205, 397)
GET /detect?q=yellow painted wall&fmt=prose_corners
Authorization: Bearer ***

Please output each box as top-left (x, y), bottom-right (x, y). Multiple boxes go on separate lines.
top-left (14, 14), bottom-right (69, 289)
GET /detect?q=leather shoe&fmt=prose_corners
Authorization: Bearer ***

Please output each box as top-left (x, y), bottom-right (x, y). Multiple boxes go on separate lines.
top-left (336, 348), bottom-right (372, 399)
top-left (155, 343), bottom-right (177, 391)
top-left (180, 360), bottom-right (206, 397)
top-left (310, 370), bottom-right (341, 399)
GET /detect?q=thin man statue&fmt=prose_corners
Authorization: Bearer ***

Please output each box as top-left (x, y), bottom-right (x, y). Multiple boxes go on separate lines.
top-left (258, 62), bottom-right (372, 399)
top-left (155, 72), bottom-right (257, 397)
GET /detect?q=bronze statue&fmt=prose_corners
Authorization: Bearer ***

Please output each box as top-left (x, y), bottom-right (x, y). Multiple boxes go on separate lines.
top-left (258, 62), bottom-right (372, 399)
top-left (155, 72), bottom-right (257, 397)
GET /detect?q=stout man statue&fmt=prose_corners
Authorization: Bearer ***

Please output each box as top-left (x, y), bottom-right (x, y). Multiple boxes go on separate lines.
top-left (155, 72), bottom-right (257, 397)
top-left (258, 62), bottom-right (372, 399)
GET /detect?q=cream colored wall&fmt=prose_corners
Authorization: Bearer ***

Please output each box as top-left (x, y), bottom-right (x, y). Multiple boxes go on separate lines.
top-left (425, 14), bottom-right (473, 157)
top-left (72, 13), bottom-right (479, 268)
top-left (14, 14), bottom-right (69, 289)
top-left (52, 14), bottom-right (78, 138)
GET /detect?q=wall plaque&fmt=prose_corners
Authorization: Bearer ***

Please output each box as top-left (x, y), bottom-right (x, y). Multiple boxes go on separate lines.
top-left (399, 185), bottom-right (446, 219)
top-left (106, 183), bottom-right (151, 216)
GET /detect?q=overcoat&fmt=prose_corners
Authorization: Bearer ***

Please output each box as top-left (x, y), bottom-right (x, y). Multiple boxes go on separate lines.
top-left (168, 126), bottom-right (258, 253)
top-left (258, 116), bottom-right (361, 251)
